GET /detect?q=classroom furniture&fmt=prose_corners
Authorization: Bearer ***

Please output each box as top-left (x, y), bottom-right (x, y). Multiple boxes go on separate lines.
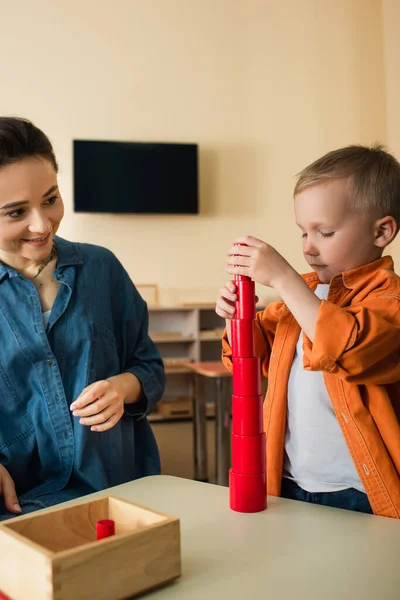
top-left (0, 494), bottom-right (180, 600)
top-left (183, 361), bottom-right (232, 486)
top-left (147, 305), bottom-right (225, 422)
top-left (9, 475), bottom-right (399, 600)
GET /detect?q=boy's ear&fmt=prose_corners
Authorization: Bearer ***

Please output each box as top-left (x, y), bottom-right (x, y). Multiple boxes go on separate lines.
top-left (373, 216), bottom-right (398, 248)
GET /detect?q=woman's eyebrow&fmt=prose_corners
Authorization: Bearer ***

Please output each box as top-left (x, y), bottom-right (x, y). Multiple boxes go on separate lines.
top-left (0, 185), bottom-right (58, 211)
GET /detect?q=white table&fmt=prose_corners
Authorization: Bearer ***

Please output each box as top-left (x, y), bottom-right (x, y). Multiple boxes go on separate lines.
top-left (80, 474), bottom-right (400, 600)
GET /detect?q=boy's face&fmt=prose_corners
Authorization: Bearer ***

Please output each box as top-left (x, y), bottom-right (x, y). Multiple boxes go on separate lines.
top-left (294, 178), bottom-right (381, 283)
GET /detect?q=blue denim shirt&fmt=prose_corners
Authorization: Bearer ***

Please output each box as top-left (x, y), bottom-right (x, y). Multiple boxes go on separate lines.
top-left (0, 237), bottom-right (165, 518)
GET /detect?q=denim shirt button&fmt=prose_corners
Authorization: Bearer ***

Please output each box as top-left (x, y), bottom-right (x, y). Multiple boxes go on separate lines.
top-left (47, 359), bottom-right (53, 366)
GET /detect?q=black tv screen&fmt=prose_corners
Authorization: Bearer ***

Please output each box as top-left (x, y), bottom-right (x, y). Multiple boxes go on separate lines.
top-left (73, 140), bottom-right (198, 214)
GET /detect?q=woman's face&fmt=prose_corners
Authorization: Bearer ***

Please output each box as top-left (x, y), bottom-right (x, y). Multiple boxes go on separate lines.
top-left (0, 157), bottom-right (64, 265)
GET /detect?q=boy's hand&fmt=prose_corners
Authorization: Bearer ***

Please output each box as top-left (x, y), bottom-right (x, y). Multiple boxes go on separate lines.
top-left (216, 281), bottom-right (238, 319)
top-left (216, 281), bottom-right (259, 319)
top-left (70, 379), bottom-right (125, 432)
top-left (0, 465), bottom-right (22, 515)
top-left (226, 235), bottom-right (321, 341)
top-left (216, 280), bottom-right (259, 345)
top-left (226, 235), bottom-right (292, 288)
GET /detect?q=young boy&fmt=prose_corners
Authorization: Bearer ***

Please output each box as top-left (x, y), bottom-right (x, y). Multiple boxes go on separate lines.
top-left (216, 144), bottom-right (400, 518)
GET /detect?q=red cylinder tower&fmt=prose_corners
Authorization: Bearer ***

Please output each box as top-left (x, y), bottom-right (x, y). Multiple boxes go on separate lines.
top-left (229, 271), bottom-right (267, 513)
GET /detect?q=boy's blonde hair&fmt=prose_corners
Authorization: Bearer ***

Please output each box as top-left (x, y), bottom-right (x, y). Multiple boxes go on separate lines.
top-left (294, 144), bottom-right (400, 225)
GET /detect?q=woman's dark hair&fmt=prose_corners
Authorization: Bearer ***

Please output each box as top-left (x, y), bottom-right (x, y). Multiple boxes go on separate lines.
top-left (0, 117), bottom-right (58, 172)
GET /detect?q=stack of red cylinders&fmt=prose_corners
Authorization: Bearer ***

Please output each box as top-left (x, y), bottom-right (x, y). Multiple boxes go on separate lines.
top-left (229, 273), bottom-right (267, 513)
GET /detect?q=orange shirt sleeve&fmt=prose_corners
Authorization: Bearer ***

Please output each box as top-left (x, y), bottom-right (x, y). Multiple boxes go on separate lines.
top-left (302, 296), bottom-right (400, 384)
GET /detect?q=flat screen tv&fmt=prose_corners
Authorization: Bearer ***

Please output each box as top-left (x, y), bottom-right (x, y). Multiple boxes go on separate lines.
top-left (73, 140), bottom-right (198, 214)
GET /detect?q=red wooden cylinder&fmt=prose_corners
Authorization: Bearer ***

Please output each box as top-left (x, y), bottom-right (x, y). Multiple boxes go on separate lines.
top-left (234, 274), bottom-right (249, 282)
top-left (232, 394), bottom-right (263, 435)
top-left (231, 433), bottom-right (266, 474)
top-left (235, 279), bottom-right (256, 319)
top-left (229, 469), bottom-right (267, 513)
top-left (231, 319), bottom-right (255, 358)
top-left (232, 357), bottom-right (261, 396)
top-left (96, 519), bottom-right (115, 540)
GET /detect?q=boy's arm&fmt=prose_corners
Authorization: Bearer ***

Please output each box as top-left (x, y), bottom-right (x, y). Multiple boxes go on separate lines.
top-left (225, 235), bottom-right (400, 384)
top-left (222, 301), bottom-right (283, 378)
top-left (273, 270), bottom-right (321, 341)
top-left (273, 269), bottom-right (400, 384)
top-left (301, 296), bottom-right (400, 384)
top-left (226, 236), bottom-right (321, 341)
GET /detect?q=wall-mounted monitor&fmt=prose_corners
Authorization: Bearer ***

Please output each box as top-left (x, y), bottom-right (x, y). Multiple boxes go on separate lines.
top-left (73, 140), bottom-right (198, 214)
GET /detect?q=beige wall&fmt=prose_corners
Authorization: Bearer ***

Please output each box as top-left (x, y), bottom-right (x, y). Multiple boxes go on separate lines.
top-left (0, 0), bottom-right (393, 304)
top-left (382, 0), bottom-right (400, 264)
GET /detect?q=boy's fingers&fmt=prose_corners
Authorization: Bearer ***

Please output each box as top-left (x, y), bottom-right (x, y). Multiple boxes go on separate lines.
top-left (217, 297), bottom-right (236, 313)
top-left (1, 472), bottom-right (21, 514)
top-left (220, 285), bottom-right (237, 302)
top-left (216, 304), bottom-right (235, 320)
top-left (232, 235), bottom-right (263, 248)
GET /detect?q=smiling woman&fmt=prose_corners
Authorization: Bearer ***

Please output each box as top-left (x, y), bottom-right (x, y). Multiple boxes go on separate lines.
top-left (0, 118), bottom-right (165, 521)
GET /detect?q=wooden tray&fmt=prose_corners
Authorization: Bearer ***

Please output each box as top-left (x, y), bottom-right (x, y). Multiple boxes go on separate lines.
top-left (0, 495), bottom-right (181, 600)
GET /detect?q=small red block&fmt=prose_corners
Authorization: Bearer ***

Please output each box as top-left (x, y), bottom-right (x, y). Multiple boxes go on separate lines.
top-left (96, 519), bottom-right (115, 540)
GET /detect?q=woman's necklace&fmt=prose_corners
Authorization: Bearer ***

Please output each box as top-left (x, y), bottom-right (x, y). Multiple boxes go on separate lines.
top-left (28, 242), bottom-right (57, 284)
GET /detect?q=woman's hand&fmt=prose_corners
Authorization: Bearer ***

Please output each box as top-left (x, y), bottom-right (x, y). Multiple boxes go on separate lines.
top-left (70, 378), bottom-right (126, 432)
top-left (0, 465), bottom-right (21, 515)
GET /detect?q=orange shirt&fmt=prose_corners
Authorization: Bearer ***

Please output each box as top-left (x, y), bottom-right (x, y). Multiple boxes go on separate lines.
top-left (222, 256), bottom-right (400, 518)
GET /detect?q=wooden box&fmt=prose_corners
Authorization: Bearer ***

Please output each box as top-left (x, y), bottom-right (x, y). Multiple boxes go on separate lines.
top-left (0, 495), bottom-right (181, 600)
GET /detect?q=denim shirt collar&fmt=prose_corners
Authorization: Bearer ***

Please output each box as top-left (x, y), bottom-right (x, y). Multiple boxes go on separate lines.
top-left (0, 236), bottom-right (83, 283)
top-left (53, 236), bottom-right (84, 269)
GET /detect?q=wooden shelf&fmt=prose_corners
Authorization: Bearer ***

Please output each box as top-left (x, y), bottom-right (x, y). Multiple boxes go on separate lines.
top-left (151, 398), bottom-right (193, 420)
top-left (148, 403), bottom-right (217, 422)
top-left (148, 305), bottom-right (226, 423)
top-left (151, 334), bottom-right (195, 343)
top-left (199, 332), bottom-right (223, 341)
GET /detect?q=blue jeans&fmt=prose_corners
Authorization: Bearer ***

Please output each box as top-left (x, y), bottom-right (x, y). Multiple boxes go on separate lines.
top-left (281, 478), bottom-right (373, 514)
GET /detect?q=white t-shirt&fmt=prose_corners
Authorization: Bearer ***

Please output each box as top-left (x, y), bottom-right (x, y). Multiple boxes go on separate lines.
top-left (283, 284), bottom-right (365, 493)
top-left (42, 310), bottom-right (51, 330)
